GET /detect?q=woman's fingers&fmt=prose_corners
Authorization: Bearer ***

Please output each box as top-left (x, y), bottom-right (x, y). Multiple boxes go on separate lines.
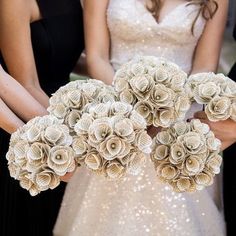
top-left (60, 170), bottom-right (76, 183)
top-left (194, 111), bottom-right (208, 120)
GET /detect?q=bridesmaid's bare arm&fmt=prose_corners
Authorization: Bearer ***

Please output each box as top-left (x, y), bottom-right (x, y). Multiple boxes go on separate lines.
top-left (194, 111), bottom-right (236, 151)
top-left (84, 0), bottom-right (114, 85)
top-left (0, 0), bottom-right (49, 107)
top-left (0, 65), bottom-right (48, 122)
top-left (0, 98), bottom-right (24, 134)
top-left (191, 0), bottom-right (228, 74)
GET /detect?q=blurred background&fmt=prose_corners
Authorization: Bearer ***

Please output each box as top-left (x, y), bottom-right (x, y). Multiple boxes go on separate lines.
top-left (219, 0), bottom-right (236, 75)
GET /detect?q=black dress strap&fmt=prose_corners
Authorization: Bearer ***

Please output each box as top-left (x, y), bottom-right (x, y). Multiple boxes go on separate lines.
top-left (36, 0), bottom-right (81, 18)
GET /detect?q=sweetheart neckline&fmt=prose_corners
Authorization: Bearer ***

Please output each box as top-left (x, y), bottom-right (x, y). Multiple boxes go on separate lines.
top-left (136, 1), bottom-right (189, 25)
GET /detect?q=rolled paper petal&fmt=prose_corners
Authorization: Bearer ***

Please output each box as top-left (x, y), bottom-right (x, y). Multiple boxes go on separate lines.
top-left (205, 96), bottom-right (232, 121)
top-left (156, 130), bottom-right (174, 145)
top-left (135, 131), bottom-right (152, 154)
top-left (114, 118), bottom-right (134, 137)
top-left (65, 110), bottom-right (81, 129)
top-left (134, 101), bottom-right (154, 119)
top-left (110, 102), bottom-right (133, 116)
top-left (26, 125), bottom-right (42, 142)
top-left (129, 74), bottom-right (155, 100)
top-left (48, 103), bottom-right (68, 119)
top-left (169, 143), bottom-right (186, 164)
top-left (85, 150), bottom-right (103, 170)
top-left (129, 111), bottom-right (147, 130)
top-left (149, 84), bottom-right (174, 107)
top-left (172, 121), bottom-right (190, 136)
top-left (105, 161), bottom-right (125, 179)
top-left (190, 119), bottom-right (210, 135)
top-left (48, 146), bottom-right (75, 176)
top-left (151, 144), bottom-right (169, 161)
top-left (119, 89), bottom-right (137, 105)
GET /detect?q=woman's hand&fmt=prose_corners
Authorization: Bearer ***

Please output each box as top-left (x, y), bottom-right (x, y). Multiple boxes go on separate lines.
top-left (60, 167), bottom-right (77, 183)
top-left (194, 111), bottom-right (236, 150)
top-left (0, 65), bottom-right (48, 122)
top-left (147, 126), bottom-right (162, 139)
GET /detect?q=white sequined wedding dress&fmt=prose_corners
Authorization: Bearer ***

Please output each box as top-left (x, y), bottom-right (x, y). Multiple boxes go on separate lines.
top-left (54, 1), bottom-right (225, 235)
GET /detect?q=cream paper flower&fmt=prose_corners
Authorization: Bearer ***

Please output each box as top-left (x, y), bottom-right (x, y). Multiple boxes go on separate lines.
top-left (65, 110), bottom-right (81, 130)
top-left (114, 118), bottom-right (135, 142)
top-left (169, 143), bottom-right (186, 164)
top-left (182, 155), bottom-right (205, 176)
top-left (194, 82), bottom-right (221, 104)
top-left (178, 132), bottom-right (207, 155)
top-left (151, 144), bottom-right (170, 161)
top-left (84, 150), bottom-right (103, 171)
top-left (135, 130), bottom-right (153, 154)
top-left (153, 108), bottom-right (175, 128)
top-left (129, 74), bottom-right (155, 100)
top-left (150, 84), bottom-right (174, 107)
top-left (205, 153), bottom-right (222, 174)
top-left (105, 161), bottom-right (125, 179)
top-left (72, 135), bottom-right (89, 157)
top-left (172, 177), bottom-right (196, 193)
top-left (205, 96), bottom-right (232, 121)
top-left (126, 152), bottom-right (146, 175)
top-left (98, 136), bottom-right (131, 160)
top-left (88, 120), bottom-right (113, 147)
top-left (43, 125), bottom-right (72, 146)
top-left (48, 146), bottom-right (75, 176)
top-left (151, 119), bottom-right (222, 192)
top-left (7, 115), bottom-right (76, 196)
top-left (134, 101), bottom-right (153, 123)
top-left (35, 168), bottom-right (60, 191)
top-left (194, 170), bottom-right (214, 189)
top-left (171, 121), bottom-right (190, 136)
top-left (156, 163), bottom-right (180, 182)
top-left (110, 102), bottom-right (133, 116)
top-left (19, 171), bottom-right (40, 196)
top-left (119, 89), bottom-right (137, 105)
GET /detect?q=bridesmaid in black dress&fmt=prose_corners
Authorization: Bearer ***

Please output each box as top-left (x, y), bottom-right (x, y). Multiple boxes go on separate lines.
top-left (223, 25), bottom-right (236, 236)
top-left (0, 0), bottom-right (84, 235)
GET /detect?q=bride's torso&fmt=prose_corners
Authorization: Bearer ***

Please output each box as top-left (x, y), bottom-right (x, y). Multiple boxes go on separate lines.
top-left (53, 2), bottom-right (226, 235)
top-left (107, 0), bottom-right (206, 74)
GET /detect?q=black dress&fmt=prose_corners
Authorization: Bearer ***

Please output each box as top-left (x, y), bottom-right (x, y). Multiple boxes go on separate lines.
top-left (0, 0), bottom-right (84, 235)
top-left (223, 25), bottom-right (236, 236)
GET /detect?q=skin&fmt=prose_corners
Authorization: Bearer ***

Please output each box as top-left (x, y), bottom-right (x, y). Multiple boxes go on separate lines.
top-left (0, 66), bottom-right (47, 117)
top-left (0, 0), bottom-right (49, 107)
top-left (194, 111), bottom-right (236, 151)
top-left (0, 0), bottom-right (75, 181)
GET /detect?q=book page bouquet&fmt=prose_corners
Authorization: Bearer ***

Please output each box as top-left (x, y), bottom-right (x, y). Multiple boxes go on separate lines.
top-left (7, 56), bottom-right (236, 195)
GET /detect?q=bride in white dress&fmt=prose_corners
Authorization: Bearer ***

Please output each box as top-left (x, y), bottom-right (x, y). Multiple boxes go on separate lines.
top-left (54, 0), bottom-right (228, 235)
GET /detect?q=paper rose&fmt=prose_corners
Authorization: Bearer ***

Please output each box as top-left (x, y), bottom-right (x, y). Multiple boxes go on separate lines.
top-left (6, 115), bottom-right (75, 196)
top-left (151, 119), bottom-right (222, 192)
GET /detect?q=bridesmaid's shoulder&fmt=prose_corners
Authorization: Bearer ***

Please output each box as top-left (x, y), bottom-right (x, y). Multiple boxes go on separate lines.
top-left (0, 0), bottom-right (34, 23)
